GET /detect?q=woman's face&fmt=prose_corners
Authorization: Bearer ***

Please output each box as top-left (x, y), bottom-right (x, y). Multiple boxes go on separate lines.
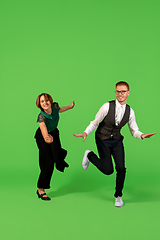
top-left (40, 95), bottom-right (51, 112)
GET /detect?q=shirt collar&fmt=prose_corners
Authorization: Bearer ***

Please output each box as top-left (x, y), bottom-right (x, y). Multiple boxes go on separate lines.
top-left (116, 99), bottom-right (126, 109)
top-left (40, 110), bottom-right (53, 119)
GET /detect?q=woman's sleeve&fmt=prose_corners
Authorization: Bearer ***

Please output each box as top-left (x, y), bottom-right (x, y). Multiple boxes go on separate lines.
top-left (53, 102), bottom-right (60, 111)
top-left (38, 114), bottom-right (47, 124)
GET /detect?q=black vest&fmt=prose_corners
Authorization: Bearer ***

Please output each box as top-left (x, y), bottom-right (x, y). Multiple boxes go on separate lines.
top-left (95, 100), bottom-right (130, 140)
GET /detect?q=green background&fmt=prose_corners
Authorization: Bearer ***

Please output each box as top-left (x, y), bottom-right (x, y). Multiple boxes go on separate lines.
top-left (0, 0), bottom-right (159, 239)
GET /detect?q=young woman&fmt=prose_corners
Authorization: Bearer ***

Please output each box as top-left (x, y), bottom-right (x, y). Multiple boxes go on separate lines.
top-left (34, 93), bottom-right (75, 201)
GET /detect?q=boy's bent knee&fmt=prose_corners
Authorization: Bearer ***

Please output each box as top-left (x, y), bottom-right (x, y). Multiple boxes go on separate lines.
top-left (102, 169), bottom-right (114, 175)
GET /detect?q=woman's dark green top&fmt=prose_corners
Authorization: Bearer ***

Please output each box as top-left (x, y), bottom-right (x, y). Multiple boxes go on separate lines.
top-left (37, 102), bottom-right (60, 132)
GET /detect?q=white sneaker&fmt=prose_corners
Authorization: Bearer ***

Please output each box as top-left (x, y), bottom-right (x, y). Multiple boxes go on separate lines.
top-left (82, 150), bottom-right (91, 170)
top-left (115, 196), bottom-right (123, 207)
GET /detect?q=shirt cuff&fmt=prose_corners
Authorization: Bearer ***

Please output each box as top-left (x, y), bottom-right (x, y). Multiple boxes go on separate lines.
top-left (84, 123), bottom-right (96, 136)
top-left (134, 131), bottom-right (143, 139)
top-left (84, 128), bottom-right (90, 136)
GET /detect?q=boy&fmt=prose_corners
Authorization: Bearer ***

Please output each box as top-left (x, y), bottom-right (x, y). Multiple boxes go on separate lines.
top-left (73, 81), bottom-right (156, 207)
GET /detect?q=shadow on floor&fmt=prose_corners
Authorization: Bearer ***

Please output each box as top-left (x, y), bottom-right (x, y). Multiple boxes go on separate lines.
top-left (48, 170), bottom-right (160, 204)
top-left (48, 170), bottom-right (114, 199)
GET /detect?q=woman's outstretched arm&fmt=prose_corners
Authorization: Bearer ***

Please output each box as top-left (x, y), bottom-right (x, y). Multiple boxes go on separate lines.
top-left (59, 101), bottom-right (75, 113)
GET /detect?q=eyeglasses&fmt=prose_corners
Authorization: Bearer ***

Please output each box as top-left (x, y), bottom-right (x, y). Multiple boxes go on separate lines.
top-left (115, 90), bottom-right (128, 95)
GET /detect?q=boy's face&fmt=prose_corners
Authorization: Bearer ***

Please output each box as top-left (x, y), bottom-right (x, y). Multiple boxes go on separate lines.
top-left (116, 85), bottom-right (130, 104)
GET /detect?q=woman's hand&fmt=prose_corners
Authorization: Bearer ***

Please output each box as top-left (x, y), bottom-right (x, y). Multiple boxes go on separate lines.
top-left (46, 134), bottom-right (53, 144)
top-left (70, 101), bottom-right (75, 109)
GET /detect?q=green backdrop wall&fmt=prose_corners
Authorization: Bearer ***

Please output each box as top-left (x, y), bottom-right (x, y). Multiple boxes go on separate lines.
top-left (0, 0), bottom-right (159, 239)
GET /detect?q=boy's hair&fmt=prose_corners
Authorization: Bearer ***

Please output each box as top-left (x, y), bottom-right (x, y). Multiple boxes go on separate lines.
top-left (116, 81), bottom-right (129, 90)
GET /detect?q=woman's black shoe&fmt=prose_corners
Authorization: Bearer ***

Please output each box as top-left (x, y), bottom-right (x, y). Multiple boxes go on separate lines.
top-left (36, 190), bottom-right (51, 201)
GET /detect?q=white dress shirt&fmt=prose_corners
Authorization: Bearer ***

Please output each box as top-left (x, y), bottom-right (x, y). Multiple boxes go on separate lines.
top-left (84, 100), bottom-right (143, 139)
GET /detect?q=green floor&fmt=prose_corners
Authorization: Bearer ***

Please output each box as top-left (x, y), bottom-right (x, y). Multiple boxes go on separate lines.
top-left (1, 162), bottom-right (160, 240)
